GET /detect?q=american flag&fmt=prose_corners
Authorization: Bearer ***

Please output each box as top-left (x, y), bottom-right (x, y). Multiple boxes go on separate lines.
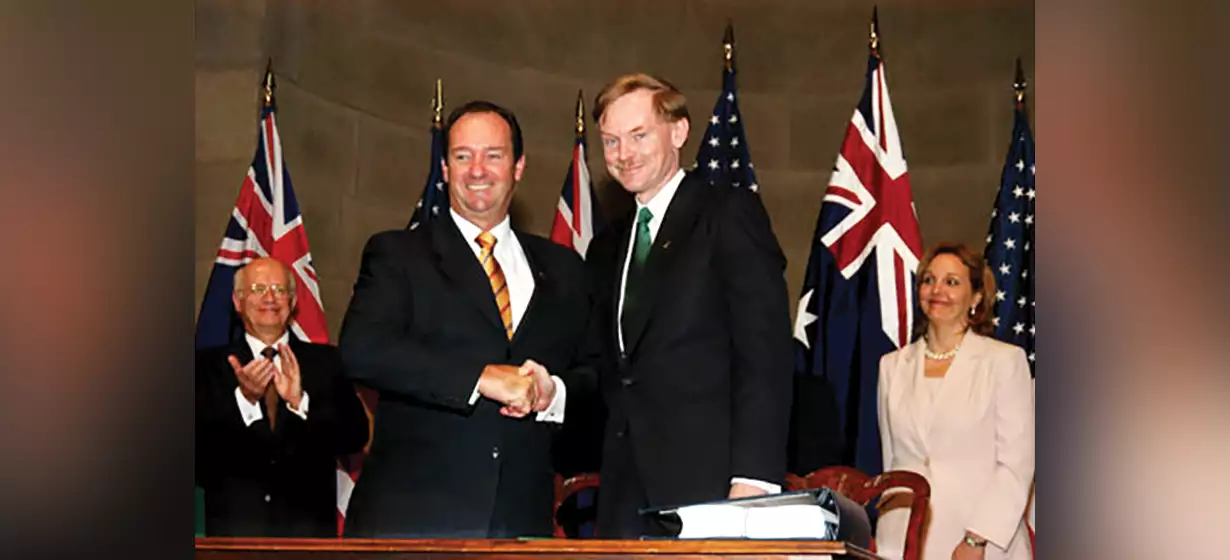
top-left (984, 64), bottom-right (1036, 535)
top-left (550, 92), bottom-right (602, 258)
top-left (340, 94), bottom-right (452, 535)
top-left (407, 120), bottom-right (448, 230)
top-left (789, 42), bottom-right (923, 477)
top-left (984, 87), bottom-right (1035, 375)
top-left (194, 97), bottom-right (335, 527)
top-left (691, 23), bottom-right (759, 192)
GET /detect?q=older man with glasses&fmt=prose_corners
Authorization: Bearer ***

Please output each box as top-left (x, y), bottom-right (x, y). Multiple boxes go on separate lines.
top-left (195, 257), bottom-right (369, 537)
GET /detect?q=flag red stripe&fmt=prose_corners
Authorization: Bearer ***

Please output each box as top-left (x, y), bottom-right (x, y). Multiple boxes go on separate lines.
top-left (825, 186), bottom-right (860, 206)
top-left (570, 144), bottom-right (584, 232)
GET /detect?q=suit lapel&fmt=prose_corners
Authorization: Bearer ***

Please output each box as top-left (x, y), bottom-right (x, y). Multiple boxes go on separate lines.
top-left (430, 218), bottom-right (504, 332)
top-left (512, 234), bottom-right (550, 346)
top-left (622, 176), bottom-right (707, 355)
top-left (609, 212), bottom-right (633, 349)
top-left (901, 341), bottom-right (931, 449)
top-left (231, 337), bottom-right (256, 367)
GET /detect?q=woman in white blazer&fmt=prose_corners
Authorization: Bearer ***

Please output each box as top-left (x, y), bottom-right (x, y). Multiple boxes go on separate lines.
top-left (876, 243), bottom-right (1034, 560)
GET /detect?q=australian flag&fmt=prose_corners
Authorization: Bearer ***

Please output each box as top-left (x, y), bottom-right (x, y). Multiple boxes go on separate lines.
top-left (984, 95), bottom-right (1035, 375)
top-left (194, 100), bottom-right (336, 531)
top-left (548, 97), bottom-right (606, 537)
top-left (407, 120), bottom-right (449, 230)
top-left (788, 52), bottom-right (923, 477)
top-left (549, 115), bottom-right (602, 257)
top-left (691, 28), bottom-right (759, 192)
top-left (195, 104), bottom-right (329, 350)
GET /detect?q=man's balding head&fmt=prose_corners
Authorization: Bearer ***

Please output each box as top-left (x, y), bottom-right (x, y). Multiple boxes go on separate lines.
top-left (232, 257), bottom-right (297, 341)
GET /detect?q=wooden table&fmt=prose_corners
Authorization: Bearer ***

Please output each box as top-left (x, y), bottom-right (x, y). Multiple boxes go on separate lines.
top-left (196, 537), bottom-right (884, 559)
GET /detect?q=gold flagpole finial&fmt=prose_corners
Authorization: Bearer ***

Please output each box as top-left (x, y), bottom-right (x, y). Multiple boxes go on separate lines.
top-left (432, 78), bottom-right (444, 128)
top-left (574, 89), bottom-right (586, 137)
top-left (1013, 58), bottom-right (1028, 105)
top-left (869, 6), bottom-right (880, 57)
top-left (723, 21), bottom-right (735, 72)
top-left (262, 58), bottom-right (276, 108)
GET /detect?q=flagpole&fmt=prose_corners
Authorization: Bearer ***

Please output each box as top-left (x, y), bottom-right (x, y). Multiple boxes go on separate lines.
top-left (869, 6), bottom-right (880, 58)
top-left (575, 89), bottom-right (585, 138)
top-left (262, 58), bottom-right (276, 108)
top-left (723, 21), bottom-right (734, 73)
top-left (432, 78), bottom-right (444, 129)
top-left (1013, 57), bottom-right (1028, 107)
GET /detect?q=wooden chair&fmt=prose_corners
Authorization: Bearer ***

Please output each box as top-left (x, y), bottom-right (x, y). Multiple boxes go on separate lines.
top-left (786, 466), bottom-right (930, 560)
top-left (552, 473), bottom-right (601, 538)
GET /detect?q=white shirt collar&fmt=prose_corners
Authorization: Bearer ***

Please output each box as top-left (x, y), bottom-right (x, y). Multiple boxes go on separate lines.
top-left (636, 168), bottom-right (686, 225)
top-left (450, 208), bottom-right (513, 248)
top-left (245, 330), bottom-right (290, 359)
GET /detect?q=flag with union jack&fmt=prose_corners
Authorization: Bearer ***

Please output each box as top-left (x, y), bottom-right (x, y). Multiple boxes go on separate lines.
top-left (691, 23), bottom-right (759, 192)
top-left (547, 92), bottom-right (605, 537)
top-left (789, 43), bottom-right (923, 477)
top-left (194, 92), bottom-right (337, 531)
top-left (550, 91), bottom-right (602, 258)
top-left (195, 105), bottom-right (328, 350)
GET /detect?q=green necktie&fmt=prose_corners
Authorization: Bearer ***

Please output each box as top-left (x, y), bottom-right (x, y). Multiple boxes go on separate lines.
top-left (623, 207), bottom-right (654, 328)
top-left (631, 207), bottom-right (654, 269)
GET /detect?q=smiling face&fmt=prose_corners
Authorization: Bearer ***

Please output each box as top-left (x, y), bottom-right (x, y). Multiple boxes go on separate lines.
top-left (598, 88), bottom-right (689, 204)
top-left (443, 111), bottom-right (525, 231)
top-left (919, 253), bottom-right (983, 330)
top-left (232, 258), bottom-right (296, 341)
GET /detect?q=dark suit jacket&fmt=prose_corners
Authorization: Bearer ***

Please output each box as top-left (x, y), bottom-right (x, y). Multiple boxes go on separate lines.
top-left (336, 217), bottom-right (598, 538)
top-left (195, 337), bottom-right (370, 537)
top-left (587, 174), bottom-right (794, 537)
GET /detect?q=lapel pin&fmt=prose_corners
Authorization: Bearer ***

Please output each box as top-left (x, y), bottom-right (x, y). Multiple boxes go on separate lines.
top-left (662, 240), bottom-right (672, 250)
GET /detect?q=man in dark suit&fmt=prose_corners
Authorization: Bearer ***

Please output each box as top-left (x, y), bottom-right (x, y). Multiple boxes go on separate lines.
top-left (586, 73), bottom-right (794, 537)
top-left (337, 101), bottom-right (598, 538)
top-left (196, 257), bottom-right (370, 537)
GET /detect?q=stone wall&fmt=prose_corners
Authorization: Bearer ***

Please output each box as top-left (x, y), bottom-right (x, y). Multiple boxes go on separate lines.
top-left (196, 0), bottom-right (1035, 339)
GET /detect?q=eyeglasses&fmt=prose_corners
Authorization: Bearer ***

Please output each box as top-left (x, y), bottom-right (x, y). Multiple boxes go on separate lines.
top-left (240, 283), bottom-right (292, 298)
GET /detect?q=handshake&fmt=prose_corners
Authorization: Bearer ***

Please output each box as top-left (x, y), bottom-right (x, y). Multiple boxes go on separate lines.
top-left (477, 358), bottom-right (556, 418)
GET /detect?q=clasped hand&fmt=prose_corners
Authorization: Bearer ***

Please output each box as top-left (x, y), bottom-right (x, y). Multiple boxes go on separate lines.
top-left (478, 359), bottom-right (555, 418)
top-left (227, 343), bottom-right (303, 410)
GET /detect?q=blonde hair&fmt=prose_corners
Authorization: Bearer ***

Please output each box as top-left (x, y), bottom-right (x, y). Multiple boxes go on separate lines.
top-left (592, 73), bottom-right (689, 124)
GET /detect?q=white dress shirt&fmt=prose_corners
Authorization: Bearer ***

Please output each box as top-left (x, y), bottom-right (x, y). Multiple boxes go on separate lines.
top-left (234, 331), bottom-right (310, 427)
top-left (451, 209), bottom-right (567, 423)
top-left (617, 168), bottom-right (685, 354)
top-left (614, 169), bottom-right (779, 495)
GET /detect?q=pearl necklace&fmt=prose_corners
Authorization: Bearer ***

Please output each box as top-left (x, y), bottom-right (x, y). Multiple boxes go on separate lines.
top-left (924, 341), bottom-right (960, 361)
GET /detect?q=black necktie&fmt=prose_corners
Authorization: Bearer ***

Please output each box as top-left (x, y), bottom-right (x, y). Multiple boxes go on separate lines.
top-left (261, 346), bottom-right (279, 431)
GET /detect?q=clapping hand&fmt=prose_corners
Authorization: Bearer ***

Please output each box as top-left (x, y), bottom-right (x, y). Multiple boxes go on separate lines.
top-left (228, 354), bottom-right (275, 403)
top-left (274, 343), bottom-right (303, 410)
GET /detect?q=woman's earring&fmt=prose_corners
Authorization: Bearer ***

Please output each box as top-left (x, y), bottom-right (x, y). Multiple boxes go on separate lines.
top-left (969, 306), bottom-right (976, 317)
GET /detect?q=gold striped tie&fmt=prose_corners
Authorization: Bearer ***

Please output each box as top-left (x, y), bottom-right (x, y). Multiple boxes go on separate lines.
top-left (476, 232), bottom-right (514, 339)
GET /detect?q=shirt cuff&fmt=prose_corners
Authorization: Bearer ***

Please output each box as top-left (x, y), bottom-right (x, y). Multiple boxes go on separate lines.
top-left (286, 391), bottom-right (309, 420)
top-left (469, 380), bottom-right (481, 406)
top-left (731, 477), bottom-right (782, 494)
top-left (234, 386), bottom-right (264, 427)
top-left (535, 376), bottom-right (566, 424)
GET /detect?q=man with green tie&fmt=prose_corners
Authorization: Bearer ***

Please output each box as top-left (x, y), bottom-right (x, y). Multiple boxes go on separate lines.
top-left (585, 73), bottom-right (795, 537)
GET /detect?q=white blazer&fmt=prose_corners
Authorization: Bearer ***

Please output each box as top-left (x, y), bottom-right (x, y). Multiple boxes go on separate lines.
top-left (875, 333), bottom-right (1034, 560)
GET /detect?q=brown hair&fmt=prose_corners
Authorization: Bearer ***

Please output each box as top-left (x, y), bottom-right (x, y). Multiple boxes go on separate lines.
top-left (592, 73), bottom-right (689, 125)
top-left (914, 242), bottom-right (997, 337)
